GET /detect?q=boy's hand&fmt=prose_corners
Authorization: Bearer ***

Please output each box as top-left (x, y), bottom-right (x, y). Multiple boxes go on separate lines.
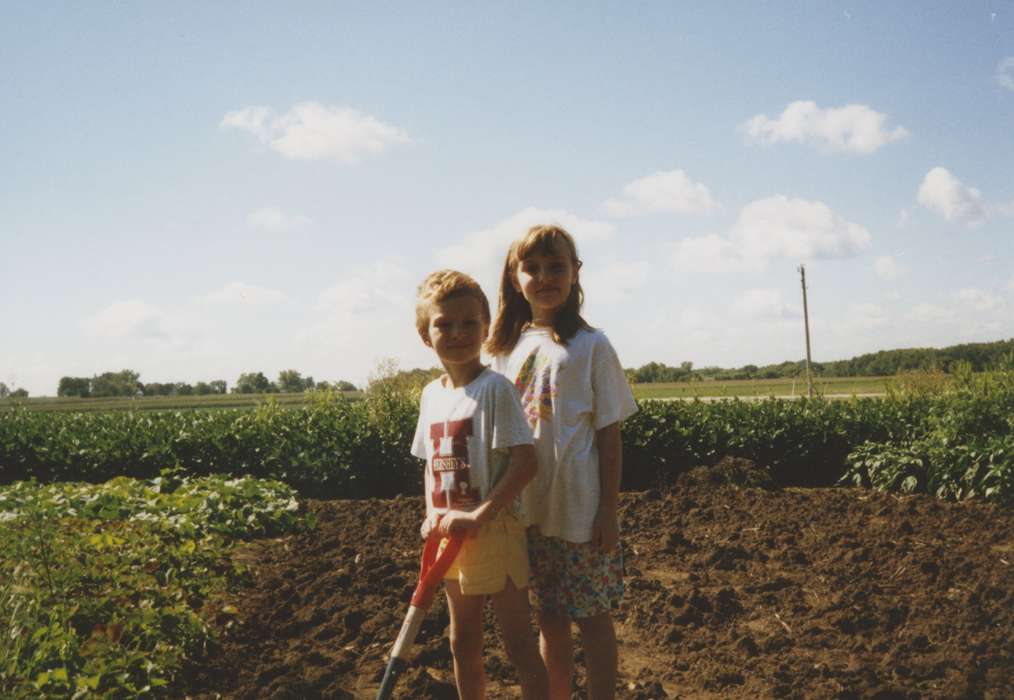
top-left (437, 509), bottom-right (483, 538)
top-left (591, 508), bottom-right (619, 553)
top-left (420, 515), bottom-right (435, 541)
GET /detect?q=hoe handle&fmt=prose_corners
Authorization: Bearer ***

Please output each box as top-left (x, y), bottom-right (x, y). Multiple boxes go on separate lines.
top-left (375, 530), bottom-right (464, 700)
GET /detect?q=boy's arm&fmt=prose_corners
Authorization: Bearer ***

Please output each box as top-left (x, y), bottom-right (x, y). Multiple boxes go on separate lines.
top-left (438, 443), bottom-right (537, 535)
top-left (592, 421), bottom-right (622, 552)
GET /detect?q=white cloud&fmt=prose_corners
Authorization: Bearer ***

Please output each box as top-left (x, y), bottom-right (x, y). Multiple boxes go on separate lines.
top-left (603, 169), bottom-right (717, 217)
top-left (204, 283), bottom-right (288, 307)
top-left (908, 303), bottom-right (956, 323)
top-left (845, 303), bottom-right (889, 331)
top-left (671, 195), bottom-right (871, 273)
top-left (581, 261), bottom-right (651, 305)
top-left (874, 255), bottom-right (904, 281)
top-left (671, 234), bottom-right (755, 273)
top-left (247, 207), bottom-right (312, 232)
top-left (296, 259), bottom-right (432, 386)
top-left (996, 57), bottom-right (1014, 92)
top-left (221, 102), bottom-right (410, 163)
top-left (81, 301), bottom-right (167, 340)
top-left (896, 208), bottom-right (911, 228)
top-left (741, 100), bottom-right (909, 154)
top-left (80, 301), bottom-right (207, 351)
top-left (316, 260), bottom-right (413, 316)
top-left (1008, 276), bottom-right (1014, 291)
top-left (733, 289), bottom-right (800, 320)
top-left (956, 288), bottom-right (1005, 312)
top-left (730, 195), bottom-right (872, 260)
top-left (436, 207), bottom-right (616, 294)
top-left (917, 167), bottom-right (987, 226)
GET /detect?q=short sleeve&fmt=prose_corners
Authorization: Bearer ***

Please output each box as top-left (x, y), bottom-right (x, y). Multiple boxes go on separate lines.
top-left (591, 332), bottom-right (638, 430)
top-left (489, 377), bottom-right (535, 449)
top-left (410, 389), bottom-right (429, 460)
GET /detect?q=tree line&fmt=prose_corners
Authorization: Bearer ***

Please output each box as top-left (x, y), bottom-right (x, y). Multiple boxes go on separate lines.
top-left (626, 338), bottom-right (1014, 383)
top-left (8, 337), bottom-right (1010, 400)
top-left (54, 370), bottom-right (357, 398)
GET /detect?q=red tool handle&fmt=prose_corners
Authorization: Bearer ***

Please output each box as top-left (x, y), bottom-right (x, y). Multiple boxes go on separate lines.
top-left (411, 527), bottom-right (465, 608)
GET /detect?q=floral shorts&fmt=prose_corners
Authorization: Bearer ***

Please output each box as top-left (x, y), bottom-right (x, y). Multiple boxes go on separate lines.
top-left (526, 528), bottom-right (624, 619)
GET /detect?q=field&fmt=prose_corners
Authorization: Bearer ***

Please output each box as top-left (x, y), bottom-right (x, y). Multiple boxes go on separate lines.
top-left (185, 460), bottom-right (1013, 699)
top-left (631, 376), bottom-right (892, 400)
top-left (0, 391), bottom-right (362, 413)
top-left (1, 376), bottom-right (894, 413)
top-left (3, 370), bottom-right (1013, 698)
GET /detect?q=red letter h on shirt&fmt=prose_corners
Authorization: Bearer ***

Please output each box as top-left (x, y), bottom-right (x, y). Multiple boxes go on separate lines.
top-left (429, 419), bottom-right (480, 509)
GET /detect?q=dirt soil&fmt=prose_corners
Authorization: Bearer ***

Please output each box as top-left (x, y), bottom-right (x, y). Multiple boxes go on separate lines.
top-left (186, 460), bottom-right (1013, 699)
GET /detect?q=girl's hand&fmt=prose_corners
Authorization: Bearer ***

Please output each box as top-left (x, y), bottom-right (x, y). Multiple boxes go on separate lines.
top-left (437, 509), bottom-right (482, 538)
top-left (592, 508), bottom-right (619, 553)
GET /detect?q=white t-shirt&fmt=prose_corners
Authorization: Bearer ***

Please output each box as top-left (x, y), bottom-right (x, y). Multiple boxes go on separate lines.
top-left (411, 368), bottom-right (534, 523)
top-left (492, 327), bottom-right (638, 543)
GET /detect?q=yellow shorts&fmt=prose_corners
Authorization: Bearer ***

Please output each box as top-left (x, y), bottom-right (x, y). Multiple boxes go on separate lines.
top-left (439, 511), bottom-right (530, 596)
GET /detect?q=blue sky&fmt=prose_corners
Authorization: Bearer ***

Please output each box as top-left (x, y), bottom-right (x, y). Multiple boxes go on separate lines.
top-left (3, 2), bottom-right (1013, 395)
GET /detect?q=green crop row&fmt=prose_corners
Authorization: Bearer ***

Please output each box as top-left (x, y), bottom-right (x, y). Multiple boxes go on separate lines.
top-left (0, 390), bottom-right (419, 499)
top-left (841, 366), bottom-right (1014, 505)
top-left (0, 474), bottom-right (312, 698)
top-left (2, 369), bottom-right (1013, 504)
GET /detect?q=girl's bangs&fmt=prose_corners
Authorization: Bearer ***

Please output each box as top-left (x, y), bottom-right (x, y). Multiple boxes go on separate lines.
top-left (514, 228), bottom-right (575, 262)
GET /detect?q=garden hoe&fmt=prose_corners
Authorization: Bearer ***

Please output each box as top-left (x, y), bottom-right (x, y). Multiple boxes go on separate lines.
top-left (375, 528), bottom-right (464, 700)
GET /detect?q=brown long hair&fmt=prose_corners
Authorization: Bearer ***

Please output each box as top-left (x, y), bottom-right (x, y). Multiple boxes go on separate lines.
top-left (485, 224), bottom-right (591, 355)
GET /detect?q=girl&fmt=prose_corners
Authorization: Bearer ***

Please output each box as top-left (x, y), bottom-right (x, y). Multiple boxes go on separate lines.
top-left (486, 225), bottom-right (638, 700)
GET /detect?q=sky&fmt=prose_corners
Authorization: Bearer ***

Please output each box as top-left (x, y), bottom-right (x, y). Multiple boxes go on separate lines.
top-left (2, 2), bottom-right (1013, 396)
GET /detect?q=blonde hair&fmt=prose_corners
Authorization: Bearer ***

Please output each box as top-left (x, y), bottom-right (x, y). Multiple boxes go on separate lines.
top-left (486, 225), bottom-right (590, 355)
top-left (415, 269), bottom-right (491, 344)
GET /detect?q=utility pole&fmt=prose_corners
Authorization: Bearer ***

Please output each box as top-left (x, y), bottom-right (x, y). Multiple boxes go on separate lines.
top-left (799, 264), bottom-right (814, 398)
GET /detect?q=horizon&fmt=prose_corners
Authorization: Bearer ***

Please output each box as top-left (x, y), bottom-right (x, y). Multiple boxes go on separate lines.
top-left (3, 3), bottom-right (1014, 396)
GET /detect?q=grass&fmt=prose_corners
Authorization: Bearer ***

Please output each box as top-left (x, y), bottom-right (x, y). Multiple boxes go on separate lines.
top-left (0, 390), bottom-right (363, 413)
top-left (631, 375), bottom-right (893, 400)
top-left (1, 377), bottom-right (897, 413)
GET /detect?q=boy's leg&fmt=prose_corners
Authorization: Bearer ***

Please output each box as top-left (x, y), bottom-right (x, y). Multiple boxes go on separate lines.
top-left (444, 581), bottom-right (486, 700)
top-left (489, 579), bottom-right (548, 700)
top-left (535, 608), bottom-right (573, 700)
top-left (574, 612), bottom-right (617, 700)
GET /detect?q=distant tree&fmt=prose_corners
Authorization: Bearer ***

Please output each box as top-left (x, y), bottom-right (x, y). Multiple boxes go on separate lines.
top-left (302, 376), bottom-right (316, 391)
top-left (174, 382), bottom-right (193, 396)
top-left (209, 380), bottom-right (227, 394)
top-left (277, 369), bottom-right (306, 393)
top-left (91, 370), bottom-right (142, 398)
top-left (335, 380), bottom-right (357, 391)
top-left (0, 382), bottom-right (8, 399)
top-left (234, 372), bottom-right (271, 394)
top-left (58, 376), bottom-right (91, 397)
top-left (194, 382), bottom-right (212, 395)
top-left (142, 382), bottom-right (166, 396)
top-left (11, 388), bottom-right (29, 399)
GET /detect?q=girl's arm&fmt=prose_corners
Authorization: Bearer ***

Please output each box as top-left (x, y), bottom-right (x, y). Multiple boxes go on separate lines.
top-left (438, 444), bottom-right (537, 535)
top-left (592, 421), bottom-right (622, 552)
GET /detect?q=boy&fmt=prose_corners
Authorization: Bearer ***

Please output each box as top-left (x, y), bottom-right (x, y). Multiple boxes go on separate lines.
top-left (411, 269), bottom-right (549, 700)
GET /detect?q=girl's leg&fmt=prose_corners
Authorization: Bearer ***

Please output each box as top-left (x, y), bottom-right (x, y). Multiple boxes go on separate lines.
top-left (444, 581), bottom-right (486, 700)
top-left (535, 608), bottom-right (573, 700)
top-left (489, 580), bottom-right (548, 700)
top-left (574, 612), bottom-right (617, 700)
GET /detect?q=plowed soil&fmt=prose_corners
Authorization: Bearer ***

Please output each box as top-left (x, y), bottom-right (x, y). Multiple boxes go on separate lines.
top-left (187, 460), bottom-right (1013, 699)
